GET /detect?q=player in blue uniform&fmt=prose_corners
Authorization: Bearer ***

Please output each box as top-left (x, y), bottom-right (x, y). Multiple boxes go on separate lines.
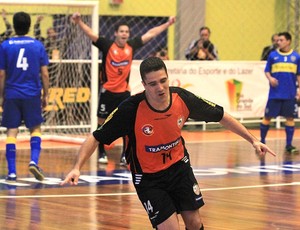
top-left (61, 57), bottom-right (276, 229)
top-left (0, 11), bottom-right (49, 182)
top-left (260, 32), bottom-right (300, 153)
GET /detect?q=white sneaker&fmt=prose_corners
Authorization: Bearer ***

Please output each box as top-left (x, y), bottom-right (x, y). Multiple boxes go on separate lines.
top-left (98, 155), bottom-right (108, 164)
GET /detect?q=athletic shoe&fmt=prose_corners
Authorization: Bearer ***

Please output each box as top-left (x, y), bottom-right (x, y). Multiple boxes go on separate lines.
top-left (29, 163), bottom-right (45, 181)
top-left (98, 153), bottom-right (108, 164)
top-left (285, 145), bottom-right (299, 154)
top-left (120, 156), bottom-right (127, 166)
top-left (5, 174), bottom-right (17, 183)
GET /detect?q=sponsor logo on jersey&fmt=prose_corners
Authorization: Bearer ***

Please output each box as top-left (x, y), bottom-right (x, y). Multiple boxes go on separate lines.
top-left (111, 60), bottom-right (129, 67)
top-left (145, 137), bottom-right (181, 153)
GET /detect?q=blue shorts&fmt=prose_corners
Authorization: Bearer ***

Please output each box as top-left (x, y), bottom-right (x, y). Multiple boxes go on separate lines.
top-left (1, 97), bottom-right (44, 129)
top-left (264, 98), bottom-right (298, 118)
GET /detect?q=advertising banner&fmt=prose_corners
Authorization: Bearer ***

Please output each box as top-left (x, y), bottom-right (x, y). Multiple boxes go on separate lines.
top-left (130, 61), bottom-right (269, 118)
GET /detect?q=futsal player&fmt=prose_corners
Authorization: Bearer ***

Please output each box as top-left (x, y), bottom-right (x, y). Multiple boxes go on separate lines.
top-left (61, 57), bottom-right (275, 229)
top-left (72, 12), bottom-right (175, 165)
top-left (0, 11), bottom-right (49, 182)
top-left (260, 32), bottom-right (300, 154)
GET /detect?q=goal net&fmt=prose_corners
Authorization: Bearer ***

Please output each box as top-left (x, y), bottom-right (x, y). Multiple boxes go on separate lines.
top-left (0, 0), bottom-right (99, 143)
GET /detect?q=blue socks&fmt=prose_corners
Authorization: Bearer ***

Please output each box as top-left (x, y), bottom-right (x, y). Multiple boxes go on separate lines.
top-left (260, 123), bottom-right (269, 144)
top-left (30, 135), bottom-right (41, 165)
top-left (6, 137), bottom-right (16, 175)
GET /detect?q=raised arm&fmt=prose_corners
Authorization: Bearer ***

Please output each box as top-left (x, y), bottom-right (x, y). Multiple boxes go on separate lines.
top-left (219, 112), bottom-right (276, 157)
top-left (72, 12), bottom-right (99, 43)
top-left (60, 133), bottom-right (99, 185)
top-left (1, 9), bottom-right (13, 39)
top-left (141, 16), bottom-right (176, 44)
top-left (34, 15), bottom-right (44, 41)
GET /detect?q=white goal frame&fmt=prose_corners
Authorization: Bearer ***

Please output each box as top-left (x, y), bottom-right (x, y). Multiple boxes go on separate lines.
top-left (0, 0), bottom-right (99, 141)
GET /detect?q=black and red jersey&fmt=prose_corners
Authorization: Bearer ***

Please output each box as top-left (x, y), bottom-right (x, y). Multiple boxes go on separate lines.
top-left (93, 87), bottom-right (224, 174)
top-left (93, 37), bottom-right (143, 93)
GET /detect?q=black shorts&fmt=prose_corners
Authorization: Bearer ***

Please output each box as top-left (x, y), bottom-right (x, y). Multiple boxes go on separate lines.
top-left (133, 158), bottom-right (204, 228)
top-left (97, 89), bottom-right (130, 119)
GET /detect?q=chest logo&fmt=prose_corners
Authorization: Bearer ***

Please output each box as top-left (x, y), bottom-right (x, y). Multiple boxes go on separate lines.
top-left (177, 116), bottom-right (184, 128)
top-left (142, 124), bottom-right (154, 136)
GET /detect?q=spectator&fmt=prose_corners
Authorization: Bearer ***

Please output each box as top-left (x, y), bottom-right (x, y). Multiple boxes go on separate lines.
top-left (155, 47), bottom-right (169, 60)
top-left (71, 12), bottom-right (175, 165)
top-left (61, 56), bottom-right (275, 230)
top-left (261, 33), bottom-right (279, 61)
top-left (185, 26), bottom-right (218, 60)
top-left (34, 15), bottom-right (60, 59)
top-left (0, 11), bottom-right (49, 182)
top-left (260, 32), bottom-right (300, 154)
top-left (0, 9), bottom-right (13, 43)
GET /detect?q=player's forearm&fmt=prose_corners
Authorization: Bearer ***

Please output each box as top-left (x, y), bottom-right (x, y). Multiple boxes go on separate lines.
top-left (0, 70), bottom-right (5, 99)
top-left (74, 134), bottom-right (98, 170)
top-left (265, 72), bottom-right (273, 81)
top-left (41, 66), bottom-right (49, 96)
top-left (142, 17), bottom-right (175, 44)
top-left (220, 112), bottom-right (259, 145)
top-left (77, 20), bottom-right (98, 42)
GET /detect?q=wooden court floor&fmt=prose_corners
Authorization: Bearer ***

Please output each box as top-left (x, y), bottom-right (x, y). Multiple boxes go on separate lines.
top-left (0, 128), bottom-right (300, 230)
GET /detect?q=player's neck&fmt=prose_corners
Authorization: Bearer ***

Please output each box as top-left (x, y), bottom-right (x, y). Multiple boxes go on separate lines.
top-left (279, 47), bottom-right (291, 53)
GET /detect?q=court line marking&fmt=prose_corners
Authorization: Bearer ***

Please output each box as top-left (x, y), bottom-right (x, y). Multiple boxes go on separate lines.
top-left (0, 181), bottom-right (299, 199)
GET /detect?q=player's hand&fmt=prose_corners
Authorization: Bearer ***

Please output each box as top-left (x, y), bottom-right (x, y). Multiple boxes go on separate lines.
top-left (60, 169), bottom-right (80, 186)
top-left (72, 12), bottom-right (81, 24)
top-left (167, 16), bottom-right (176, 26)
top-left (269, 77), bottom-right (278, 87)
top-left (36, 15), bottom-right (44, 23)
top-left (2, 9), bottom-right (7, 19)
top-left (253, 141), bottom-right (276, 157)
top-left (42, 95), bottom-right (48, 108)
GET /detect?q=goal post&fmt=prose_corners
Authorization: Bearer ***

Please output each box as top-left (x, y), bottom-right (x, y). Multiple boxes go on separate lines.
top-left (0, 0), bottom-right (99, 142)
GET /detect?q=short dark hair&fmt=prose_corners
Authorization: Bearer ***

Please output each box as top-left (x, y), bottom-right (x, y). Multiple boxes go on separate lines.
top-left (13, 11), bottom-right (31, 35)
top-left (115, 21), bottom-right (130, 32)
top-left (278, 32), bottom-right (292, 41)
top-left (271, 33), bottom-right (278, 42)
top-left (140, 57), bottom-right (168, 82)
top-left (199, 26), bottom-right (211, 34)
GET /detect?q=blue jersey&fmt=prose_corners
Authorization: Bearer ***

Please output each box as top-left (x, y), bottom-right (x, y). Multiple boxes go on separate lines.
top-left (0, 36), bottom-right (49, 99)
top-left (265, 49), bottom-right (300, 99)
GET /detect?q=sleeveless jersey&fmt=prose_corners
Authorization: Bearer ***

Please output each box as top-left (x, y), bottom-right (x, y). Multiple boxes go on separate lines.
top-left (93, 87), bottom-right (224, 174)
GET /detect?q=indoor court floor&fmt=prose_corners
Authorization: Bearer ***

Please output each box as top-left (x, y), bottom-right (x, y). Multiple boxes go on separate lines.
top-left (0, 128), bottom-right (299, 230)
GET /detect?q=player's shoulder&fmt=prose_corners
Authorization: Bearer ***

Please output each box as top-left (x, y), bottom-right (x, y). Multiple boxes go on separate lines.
top-left (128, 91), bottom-right (145, 104)
top-left (291, 49), bottom-right (300, 57)
top-left (170, 86), bottom-right (190, 95)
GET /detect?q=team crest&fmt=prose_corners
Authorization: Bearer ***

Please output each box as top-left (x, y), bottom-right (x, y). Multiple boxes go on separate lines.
top-left (193, 183), bottom-right (200, 195)
top-left (142, 124), bottom-right (154, 136)
top-left (291, 55), bottom-right (296, 62)
top-left (177, 116), bottom-right (184, 128)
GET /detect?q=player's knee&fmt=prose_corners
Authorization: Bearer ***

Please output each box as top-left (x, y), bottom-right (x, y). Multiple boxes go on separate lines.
top-left (185, 219), bottom-right (203, 230)
top-left (185, 224), bottom-right (204, 230)
top-left (262, 117), bottom-right (271, 125)
top-left (285, 118), bottom-right (294, 126)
